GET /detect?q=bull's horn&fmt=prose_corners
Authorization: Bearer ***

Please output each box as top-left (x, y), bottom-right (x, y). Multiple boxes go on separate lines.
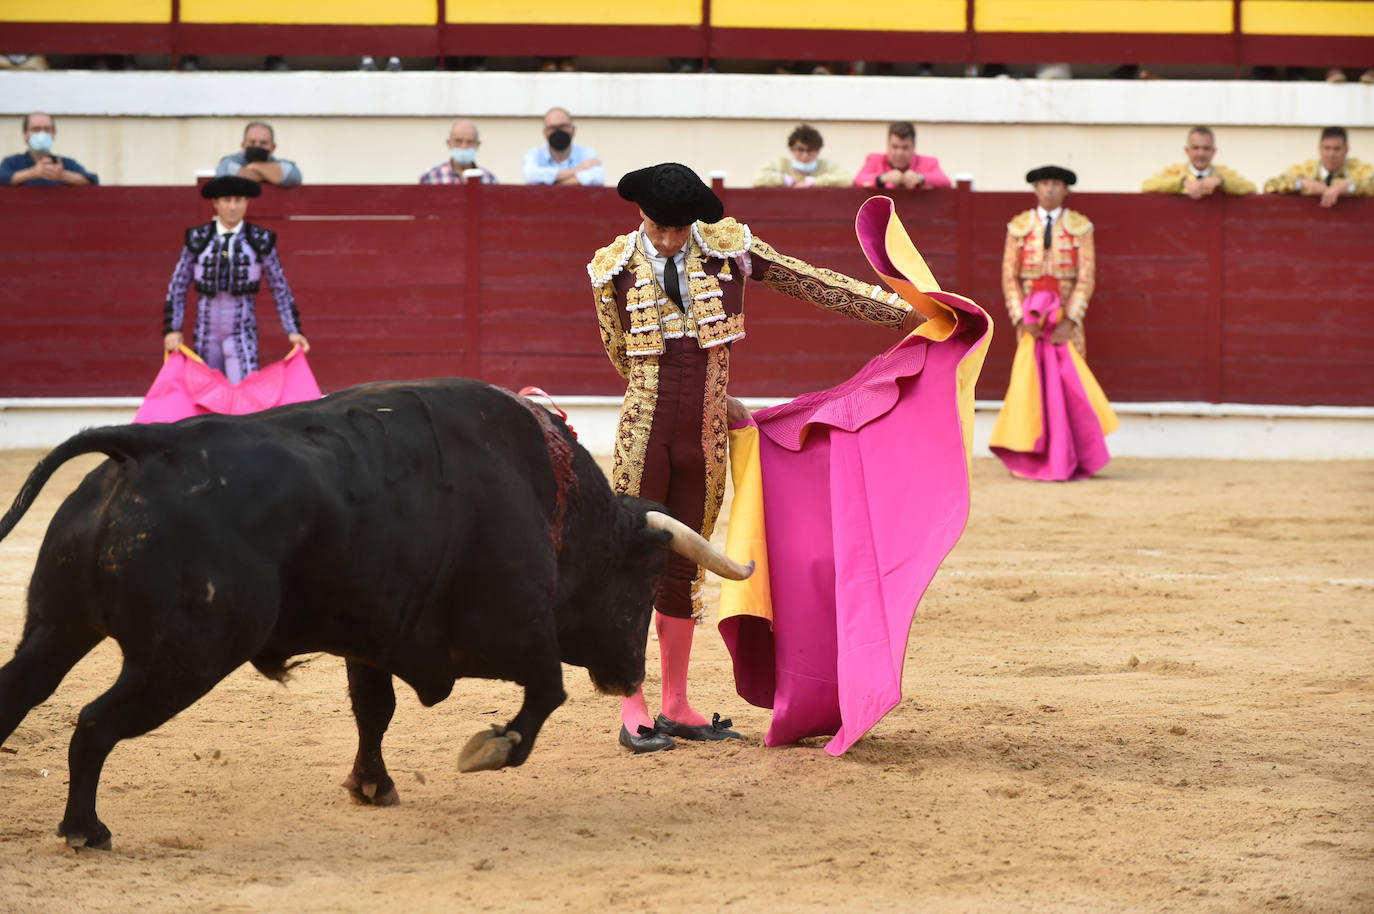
top-left (645, 511), bottom-right (755, 581)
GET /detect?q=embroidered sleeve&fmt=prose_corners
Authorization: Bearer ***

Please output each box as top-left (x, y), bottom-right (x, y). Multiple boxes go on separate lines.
top-left (594, 284), bottom-right (631, 380)
top-left (1141, 164), bottom-right (1187, 194)
top-left (262, 249), bottom-right (302, 335)
top-left (1264, 161), bottom-right (1310, 195)
top-left (1350, 159), bottom-right (1374, 197)
top-left (163, 247), bottom-right (195, 334)
top-left (1217, 165), bottom-right (1257, 196)
top-left (812, 159), bottom-right (852, 188)
top-left (1001, 232), bottom-right (1023, 324)
top-left (752, 158), bottom-right (787, 187)
top-left (747, 235), bottom-right (911, 328)
top-left (1066, 228), bottom-right (1095, 322)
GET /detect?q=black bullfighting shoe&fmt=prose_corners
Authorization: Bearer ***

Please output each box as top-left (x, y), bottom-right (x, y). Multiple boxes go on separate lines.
top-left (619, 724), bottom-right (675, 754)
top-left (654, 712), bottom-right (742, 741)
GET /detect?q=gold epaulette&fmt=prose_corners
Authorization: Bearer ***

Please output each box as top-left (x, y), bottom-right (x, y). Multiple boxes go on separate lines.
top-left (694, 218), bottom-right (751, 258)
top-left (588, 234), bottom-right (635, 289)
top-left (1006, 209), bottom-right (1036, 238)
top-left (1292, 159), bottom-right (1321, 180)
top-left (1061, 210), bottom-right (1093, 236)
top-left (1159, 163), bottom-right (1187, 176)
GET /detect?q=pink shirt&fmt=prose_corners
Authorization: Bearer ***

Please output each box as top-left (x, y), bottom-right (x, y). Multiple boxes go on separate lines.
top-left (853, 152), bottom-right (951, 189)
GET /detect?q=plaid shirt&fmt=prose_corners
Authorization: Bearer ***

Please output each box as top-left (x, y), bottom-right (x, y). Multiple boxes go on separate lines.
top-left (419, 161), bottom-right (498, 185)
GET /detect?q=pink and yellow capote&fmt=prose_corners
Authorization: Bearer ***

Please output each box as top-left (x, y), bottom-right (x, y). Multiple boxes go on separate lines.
top-left (717, 197), bottom-right (992, 755)
top-left (988, 291), bottom-right (1118, 481)
top-left (133, 344), bottom-right (322, 424)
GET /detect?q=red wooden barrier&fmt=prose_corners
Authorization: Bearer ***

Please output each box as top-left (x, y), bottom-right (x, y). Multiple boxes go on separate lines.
top-left (1, 184), bottom-right (1370, 406)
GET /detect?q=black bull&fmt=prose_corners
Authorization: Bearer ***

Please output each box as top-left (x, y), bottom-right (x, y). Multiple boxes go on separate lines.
top-left (0, 379), bottom-right (752, 849)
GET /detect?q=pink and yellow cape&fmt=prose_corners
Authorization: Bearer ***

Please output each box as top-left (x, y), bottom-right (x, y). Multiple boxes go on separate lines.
top-left (717, 197), bottom-right (992, 756)
top-left (988, 290), bottom-right (1118, 481)
top-left (133, 345), bottom-right (322, 424)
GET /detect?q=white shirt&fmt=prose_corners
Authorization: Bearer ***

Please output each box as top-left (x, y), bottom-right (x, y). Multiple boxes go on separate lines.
top-left (1318, 165), bottom-right (1356, 194)
top-left (638, 229), bottom-right (690, 308)
top-left (1188, 165), bottom-right (1213, 179)
top-left (214, 219), bottom-right (240, 238)
top-left (1036, 206), bottom-right (1063, 237)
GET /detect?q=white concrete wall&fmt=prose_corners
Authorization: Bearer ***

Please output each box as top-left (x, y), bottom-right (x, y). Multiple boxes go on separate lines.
top-left (3, 71), bottom-right (1371, 190)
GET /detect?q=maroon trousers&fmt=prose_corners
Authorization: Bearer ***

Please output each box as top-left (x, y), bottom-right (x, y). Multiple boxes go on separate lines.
top-left (636, 337), bottom-right (710, 619)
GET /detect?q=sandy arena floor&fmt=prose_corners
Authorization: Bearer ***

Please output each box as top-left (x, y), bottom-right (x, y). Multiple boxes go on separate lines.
top-left (0, 449), bottom-right (1370, 914)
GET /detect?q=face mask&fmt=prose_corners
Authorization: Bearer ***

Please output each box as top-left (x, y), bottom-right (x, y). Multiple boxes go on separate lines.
top-left (28, 131), bottom-right (53, 154)
top-left (450, 147), bottom-right (477, 167)
top-left (548, 129), bottom-right (572, 152)
top-left (791, 158), bottom-right (819, 174)
top-left (243, 145), bottom-right (270, 163)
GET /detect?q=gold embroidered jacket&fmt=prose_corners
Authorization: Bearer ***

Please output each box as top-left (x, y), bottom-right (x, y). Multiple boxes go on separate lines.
top-left (589, 217), bottom-right (918, 557)
top-left (1141, 163), bottom-right (1256, 195)
top-left (1001, 208), bottom-right (1095, 323)
top-left (752, 156), bottom-right (852, 188)
top-left (1263, 158), bottom-right (1374, 196)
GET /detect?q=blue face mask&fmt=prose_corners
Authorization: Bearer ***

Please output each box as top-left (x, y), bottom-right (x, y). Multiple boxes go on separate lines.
top-left (29, 131), bottom-right (54, 154)
top-left (450, 147), bottom-right (477, 167)
top-left (791, 157), bottom-right (819, 174)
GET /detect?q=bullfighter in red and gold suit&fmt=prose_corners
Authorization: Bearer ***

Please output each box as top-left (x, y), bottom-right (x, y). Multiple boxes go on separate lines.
top-left (1001, 165), bottom-right (1095, 356)
top-left (591, 163), bottom-right (923, 753)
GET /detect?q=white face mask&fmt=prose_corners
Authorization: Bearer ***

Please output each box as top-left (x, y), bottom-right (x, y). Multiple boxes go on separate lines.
top-left (450, 147), bottom-right (477, 166)
top-left (29, 131), bottom-right (54, 154)
top-left (791, 157), bottom-right (819, 174)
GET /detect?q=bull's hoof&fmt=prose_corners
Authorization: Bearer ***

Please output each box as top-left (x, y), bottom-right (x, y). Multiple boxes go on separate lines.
top-left (58, 822), bottom-right (112, 851)
top-left (457, 726), bottom-right (522, 773)
top-left (341, 773), bottom-right (400, 806)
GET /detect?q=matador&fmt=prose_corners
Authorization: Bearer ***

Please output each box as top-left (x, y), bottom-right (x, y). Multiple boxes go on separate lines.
top-left (590, 163), bottom-right (923, 753)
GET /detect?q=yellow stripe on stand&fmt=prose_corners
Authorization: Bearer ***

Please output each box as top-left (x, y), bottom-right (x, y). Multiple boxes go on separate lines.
top-left (711, 0), bottom-right (965, 31)
top-left (450, 0), bottom-right (700, 25)
top-left (3, 0), bottom-right (169, 23)
top-left (181, 0), bottom-right (436, 25)
top-left (1242, 0), bottom-right (1374, 36)
top-left (976, 0), bottom-right (1233, 33)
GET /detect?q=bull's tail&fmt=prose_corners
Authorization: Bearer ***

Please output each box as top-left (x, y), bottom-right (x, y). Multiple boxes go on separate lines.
top-left (0, 425), bottom-right (165, 543)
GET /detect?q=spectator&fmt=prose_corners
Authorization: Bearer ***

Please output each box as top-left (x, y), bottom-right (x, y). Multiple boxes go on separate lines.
top-left (1001, 166), bottom-right (1094, 357)
top-left (419, 119), bottom-right (498, 184)
top-left (360, 56), bottom-right (403, 72)
top-left (589, 163), bottom-right (923, 753)
top-left (522, 107), bottom-right (604, 186)
top-left (163, 175), bottom-right (308, 385)
top-left (0, 54), bottom-right (47, 71)
top-left (753, 124), bottom-right (850, 188)
top-left (215, 121), bottom-right (302, 188)
top-left (1264, 126), bottom-right (1374, 207)
top-left (854, 121), bottom-right (950, 190)
top-left (1141, 126), bottom-right (1256, 197)
top-left (0, 112), bottom-right (98, 187)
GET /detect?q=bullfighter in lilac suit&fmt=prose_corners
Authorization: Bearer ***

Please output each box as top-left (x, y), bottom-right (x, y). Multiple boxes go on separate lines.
top-left (163, 175), bottom-right (308, 384)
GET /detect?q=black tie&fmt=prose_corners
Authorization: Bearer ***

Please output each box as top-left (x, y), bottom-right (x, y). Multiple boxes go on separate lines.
top-left (221, 232), bottom-right (234, 257)
top-left (1324, 172), bottom-right (1334, 185)
top-left (1042, 215), bottom-right (1053, 250)
top-left (662, 253), bottom-right (684, 311)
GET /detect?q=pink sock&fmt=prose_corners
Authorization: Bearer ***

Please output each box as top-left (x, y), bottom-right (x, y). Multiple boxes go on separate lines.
top-left (621, 689), bottom-right (654, 733)
top-left (657, 613), bottom-right (708, 726)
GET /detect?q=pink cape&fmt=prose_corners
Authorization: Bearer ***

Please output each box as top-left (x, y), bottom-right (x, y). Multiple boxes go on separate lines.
top-left (989, 290), bottom-right (1117, 481)
top-left (718, 197), bottom-right (992, 755)
top-left (133, 347), bottom-right (322, 423)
